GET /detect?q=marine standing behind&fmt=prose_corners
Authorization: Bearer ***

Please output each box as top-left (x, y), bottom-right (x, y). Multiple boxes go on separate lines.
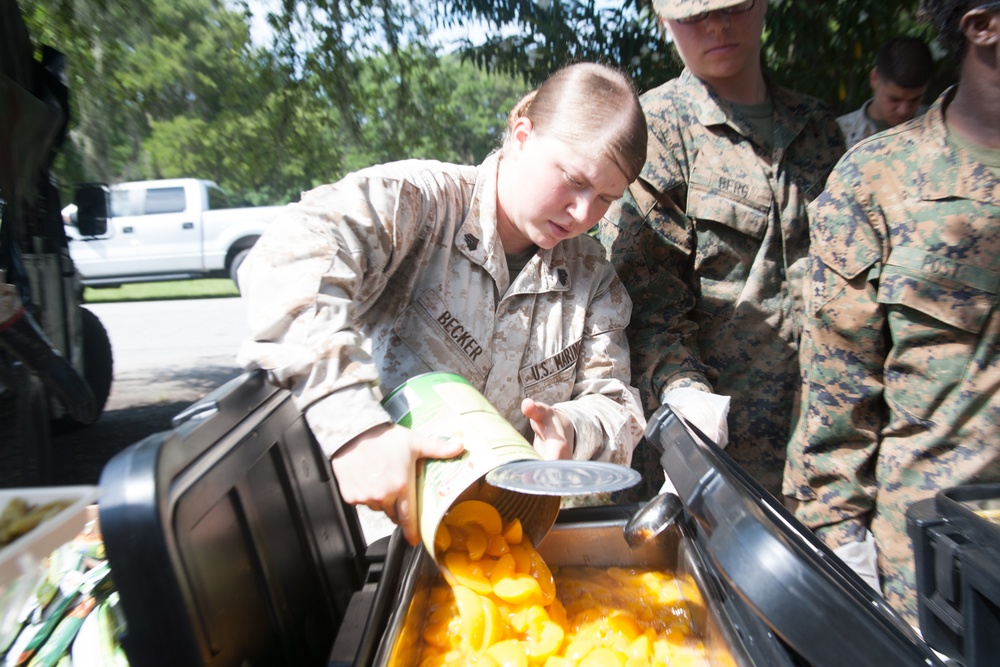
top-left (785, 0), bottom-right (1000, 625)
top-left (598, 0), bottom-right (844, 497)
top-left (837, 35), bottom-right (934, 148)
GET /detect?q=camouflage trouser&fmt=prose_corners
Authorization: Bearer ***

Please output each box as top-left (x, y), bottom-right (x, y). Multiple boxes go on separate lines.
top-left (871, 442), bottom-right (1000, 625)
top-left (872, 494), bottom-right (924, 626)
top-left (806, 437), bottom-right (1000, 627)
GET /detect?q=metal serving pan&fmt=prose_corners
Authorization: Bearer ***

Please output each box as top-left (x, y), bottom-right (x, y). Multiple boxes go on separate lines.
top-left (372, 506), bottom-right (752, 667)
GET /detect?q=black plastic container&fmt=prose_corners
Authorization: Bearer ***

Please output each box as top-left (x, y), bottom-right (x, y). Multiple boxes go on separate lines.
top-left (646, 406), bottom-right (945, 667)
top-left (98, 373), bottom-right (944, 666)
top-left (907, 482), bottom-right (1000, 667)
top-left (98, 371), bottom-right (407, 667)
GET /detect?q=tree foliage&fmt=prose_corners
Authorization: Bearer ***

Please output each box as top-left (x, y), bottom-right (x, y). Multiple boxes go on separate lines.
top-left (436, 0), bottom-right (950, 110)
top-left (15, 0), bottom-right (955, 209)
top-left (18, 0), bottom-right (526, 206)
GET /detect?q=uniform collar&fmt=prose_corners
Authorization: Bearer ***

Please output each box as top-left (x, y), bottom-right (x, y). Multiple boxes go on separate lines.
top-left (455, 151), bottom-right (573, 296)
top-left (678, 67), bottom-right (818, 154)
top-left (914, 86), bottom-right (1000, 205)
top-left (456, 151), bottom-right (506, 286)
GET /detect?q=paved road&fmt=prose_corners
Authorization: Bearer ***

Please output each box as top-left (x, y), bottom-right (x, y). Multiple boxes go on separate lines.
top-left (52, 295), bottom-right (396, 543)
top-left (52, 296), bottom-right (249, 485)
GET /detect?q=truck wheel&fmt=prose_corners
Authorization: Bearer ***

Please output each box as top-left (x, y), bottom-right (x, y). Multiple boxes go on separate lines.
top-left (57, 306), bottom-right (114, 432)
top-left (230, 248), bottom-right (251, 292)
top-left (81, 307), bottom-right (113, 416)
top-left (0, 366), bottom-right (53, 486)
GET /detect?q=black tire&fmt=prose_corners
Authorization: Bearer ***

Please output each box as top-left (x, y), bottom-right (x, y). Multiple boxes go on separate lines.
top-left (0, 365), bottom-right (53, 487)
top-left (229, 248), bottom-right (252, 292)
top-left (80, 306), bottom-right (113, 416)
top-left (56, 306), bottom-right (114, 433)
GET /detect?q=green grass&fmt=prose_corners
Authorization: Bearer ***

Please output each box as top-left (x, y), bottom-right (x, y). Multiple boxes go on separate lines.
top-left (83, 278), bottom-right (240, 303)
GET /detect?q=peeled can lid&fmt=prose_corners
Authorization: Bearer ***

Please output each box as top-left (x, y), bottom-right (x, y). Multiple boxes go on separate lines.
top-left (485, 460), bottom-right (641, 496)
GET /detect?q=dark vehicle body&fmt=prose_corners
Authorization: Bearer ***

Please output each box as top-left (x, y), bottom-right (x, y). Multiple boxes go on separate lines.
top-left (1, 0), bottom-right (114, 486)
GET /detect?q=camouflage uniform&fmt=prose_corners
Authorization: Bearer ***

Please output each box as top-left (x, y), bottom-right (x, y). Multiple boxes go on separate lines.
top-left (237, 153), bottom-right (645, 467)
top-left (837, 100), bottom-right (882, 149)
top-left (838, 99), bottom-right (929, 148)
top-left (784, 87), bottom-right (1000, 624)
top-left (597, 69), bottom-right (844, 497)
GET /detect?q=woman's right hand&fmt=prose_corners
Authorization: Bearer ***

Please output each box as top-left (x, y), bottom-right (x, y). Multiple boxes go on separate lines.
top-left (331, 423), bottom-right (464, 546)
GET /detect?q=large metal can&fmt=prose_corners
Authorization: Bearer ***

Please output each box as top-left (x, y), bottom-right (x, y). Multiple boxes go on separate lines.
top-left (381, 372), bottom-right (561, 558)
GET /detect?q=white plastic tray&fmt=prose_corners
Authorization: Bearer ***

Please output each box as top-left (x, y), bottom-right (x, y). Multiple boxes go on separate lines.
top-left (0, 485), bottom-right (100, 648)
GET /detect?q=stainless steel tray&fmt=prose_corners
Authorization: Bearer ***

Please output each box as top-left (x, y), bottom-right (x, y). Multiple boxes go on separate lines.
top-left (371, 507), bottom-right (750, 667)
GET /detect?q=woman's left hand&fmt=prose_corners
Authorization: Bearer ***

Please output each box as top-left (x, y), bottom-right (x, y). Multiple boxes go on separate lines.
top-left (521, 398), bottom-right (575, 460)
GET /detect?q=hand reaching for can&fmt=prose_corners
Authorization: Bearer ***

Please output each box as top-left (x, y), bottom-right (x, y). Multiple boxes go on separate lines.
top-left (521, 398), bottom-right (575, 461)
top-left (331, 423), bottom-right (465, 546)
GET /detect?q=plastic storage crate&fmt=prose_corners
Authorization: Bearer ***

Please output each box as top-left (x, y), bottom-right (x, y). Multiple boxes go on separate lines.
top-left (908, 482), bottom-right (1000, 667)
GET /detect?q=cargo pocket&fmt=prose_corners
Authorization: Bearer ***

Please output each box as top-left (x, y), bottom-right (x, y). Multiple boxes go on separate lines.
top-left (877, 246), bottom-right (998, 422)
top-left (686, 164), bottom-right (772, 320)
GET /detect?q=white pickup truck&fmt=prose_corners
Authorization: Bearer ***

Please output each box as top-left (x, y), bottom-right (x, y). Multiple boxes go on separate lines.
top-left (64, 178), bottom-right (285, 288)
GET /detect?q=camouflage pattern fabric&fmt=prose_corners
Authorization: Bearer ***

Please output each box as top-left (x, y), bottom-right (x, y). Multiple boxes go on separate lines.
top-left (597, 68), bottom-right (844, 498)
top-left (838, 99), bottom-right (930, 149)
top-left (237, 153), bottom-right (645, 468)
top-left (652, 0), bottom-right (748, 20)
top-left (837, 100), bottom-right (879, 149)
top-left (785, 87), bottom-right (1000, 625)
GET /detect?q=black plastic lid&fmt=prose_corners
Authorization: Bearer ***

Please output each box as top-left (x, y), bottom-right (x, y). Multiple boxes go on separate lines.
top-left (645, 405), bottom-right (945, 667)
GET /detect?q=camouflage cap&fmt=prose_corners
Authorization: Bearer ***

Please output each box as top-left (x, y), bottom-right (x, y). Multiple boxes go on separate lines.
top-left (652, 0), bottom-right (748, 20)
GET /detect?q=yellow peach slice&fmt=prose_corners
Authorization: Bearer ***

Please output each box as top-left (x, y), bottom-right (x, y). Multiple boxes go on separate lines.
top-left (490, 553), bottom-right (517, 586)
top-left (563, 636), bottom-right (598, 662)
top-left (464, 523), bottom-right (489, 561)
top-left (453, 585), bottom-right (486, 653)
top-left (508, 543), bottom-right (533, 575)
top-left (486, 534), bottom-right (511, 557)
top-left (502, 518), bottom-right (523, 545)
top-left (543, 658), bottom-right (574, 667)
top-left (484, 639), bottom-right (530, 667)
top-left (625, 632), bottom-right (653, 660)
top-left (606, 611), bottom-right (641, 643)
top-left (547, 598), bottom-right (569, 631)
top-left (423, 617), bottom-right (456, 650)
top-left (434, 523), bottom-right (452, 553)
top-left (579, 647), bottom-right (627, 667)
top-left (444, 500), bottom-right (504, 537)
top-left (444, 551), bottom-right (494, 595)
top-left (493, 573), bottom-right (545, 607)
top-left (530, 550), bottom-right (556, 605)
top-left (480, 595), bottom-right (506, 648)
top-left (526, 620), bottom-right (565, 662)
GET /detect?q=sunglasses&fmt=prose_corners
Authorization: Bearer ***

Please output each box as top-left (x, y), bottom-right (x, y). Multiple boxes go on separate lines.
top-left (676, 0), bottom-right (756, 24)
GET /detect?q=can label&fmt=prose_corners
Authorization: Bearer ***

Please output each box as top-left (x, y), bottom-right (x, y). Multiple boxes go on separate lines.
top-left (381, 372), bottom-right (560, 557)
